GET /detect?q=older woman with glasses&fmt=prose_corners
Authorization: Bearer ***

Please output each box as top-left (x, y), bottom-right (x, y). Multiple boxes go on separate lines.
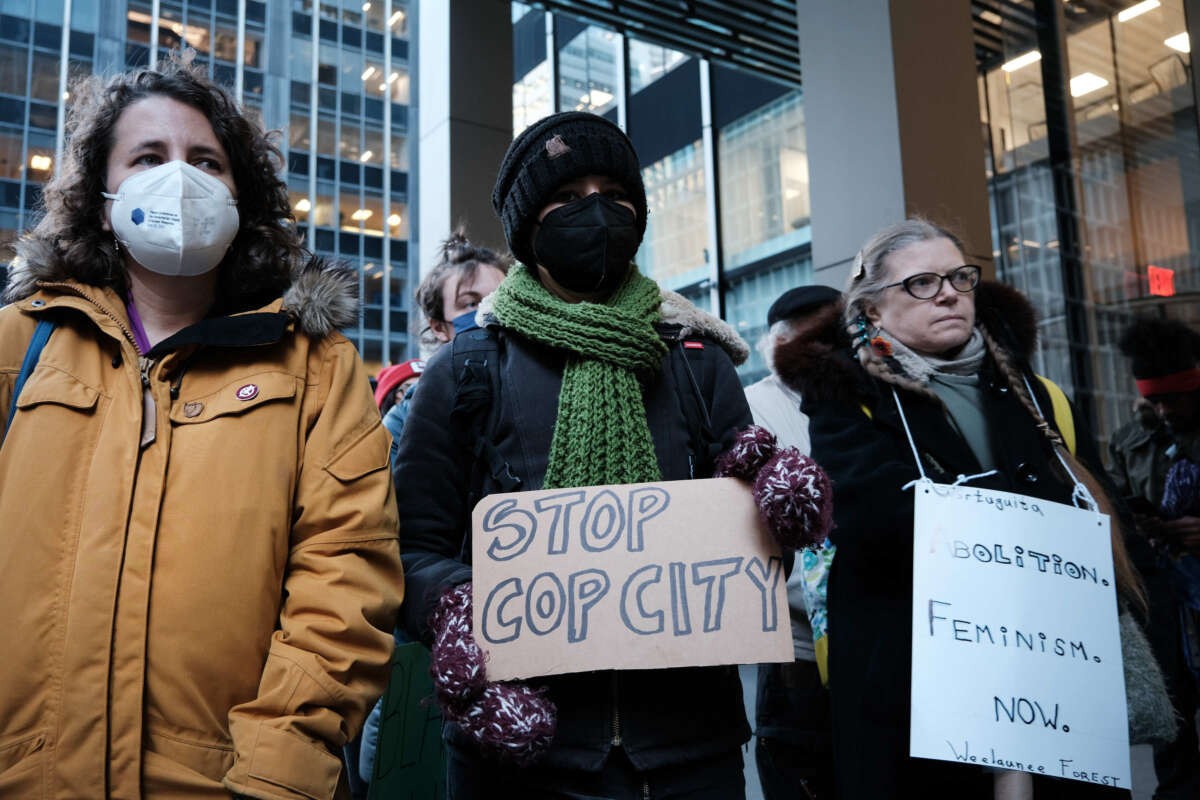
top-left (770, 219), bottom-right (1145, 798)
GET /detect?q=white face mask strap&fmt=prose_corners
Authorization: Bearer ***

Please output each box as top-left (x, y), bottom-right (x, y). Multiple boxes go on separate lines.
top-left (101, 191), bottom-right (119, 200)
top-left (1020, 374), bottom-right (1099, 512)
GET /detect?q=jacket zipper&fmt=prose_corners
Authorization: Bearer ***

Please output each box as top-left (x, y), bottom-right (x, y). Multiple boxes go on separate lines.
top-left (642, 778), bottom-right (650, 799)
top-left (610, 672), bottom-right (622, 747)
top-left (36, 282), bottom-right (162, 446)
top-left (137, 355), bottom-right (158, 448)
top-left (36, 281), bottom-right (142, 355)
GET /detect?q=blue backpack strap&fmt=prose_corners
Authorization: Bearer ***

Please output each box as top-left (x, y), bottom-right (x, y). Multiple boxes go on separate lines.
top-left (3, 318), bottom-right (56, 447)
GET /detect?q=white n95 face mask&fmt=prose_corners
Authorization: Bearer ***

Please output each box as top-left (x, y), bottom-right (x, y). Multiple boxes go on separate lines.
top-left (102, 160), bottom-right (240, 277)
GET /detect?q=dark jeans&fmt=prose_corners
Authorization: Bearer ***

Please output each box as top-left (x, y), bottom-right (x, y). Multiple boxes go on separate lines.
top-left (754, 660), bottom-right (834, 800)
top-left (445, 741), bottom-right (745, 800)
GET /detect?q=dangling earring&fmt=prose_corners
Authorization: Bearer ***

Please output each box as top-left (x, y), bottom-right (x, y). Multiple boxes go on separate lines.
top-left (851, 315), bottom-right (872, 351)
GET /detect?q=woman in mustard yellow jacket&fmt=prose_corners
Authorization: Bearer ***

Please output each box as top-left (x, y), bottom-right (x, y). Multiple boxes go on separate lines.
top-left (0, 55), bottom-right (402, 800)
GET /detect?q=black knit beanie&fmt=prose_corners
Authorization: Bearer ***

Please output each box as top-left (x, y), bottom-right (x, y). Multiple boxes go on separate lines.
top-left (492, 111), bottom-right (647, 269)
top-left (1118, 316), bottom-right (1200, 379)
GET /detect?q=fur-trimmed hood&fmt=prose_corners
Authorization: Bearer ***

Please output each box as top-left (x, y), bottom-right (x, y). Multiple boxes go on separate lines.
top-left (659, 289), bottom-right (749, 365)
top-left (772, 280), bottom-right (1039, 403)
top-left (475, 285), bottom-right (751, 366)
top-left (4, 236), bottom-right (358, 338)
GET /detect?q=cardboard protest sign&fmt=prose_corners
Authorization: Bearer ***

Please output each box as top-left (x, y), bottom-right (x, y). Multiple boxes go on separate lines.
top-left (909, 483), bottom-right (1130, 789)
top-left (471, 477), bottom-right (793, 681)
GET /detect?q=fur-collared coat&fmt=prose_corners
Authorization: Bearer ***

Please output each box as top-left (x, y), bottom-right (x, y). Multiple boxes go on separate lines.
top-left (0, 245), bottom-right (402, 800)
top-left (774, 282), bottom-right (1133, 799)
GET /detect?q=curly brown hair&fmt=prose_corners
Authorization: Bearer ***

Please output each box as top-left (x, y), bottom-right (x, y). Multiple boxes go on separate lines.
top-left (17, 52), bottom-right (304, 313)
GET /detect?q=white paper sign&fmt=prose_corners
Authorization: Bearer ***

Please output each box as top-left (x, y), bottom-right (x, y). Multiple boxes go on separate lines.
top-left (909, 483), bottom-right (1130, 789)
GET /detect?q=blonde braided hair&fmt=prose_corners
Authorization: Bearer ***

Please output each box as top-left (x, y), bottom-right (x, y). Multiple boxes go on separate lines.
top-left (980, 325), bottom-right (1148, 615)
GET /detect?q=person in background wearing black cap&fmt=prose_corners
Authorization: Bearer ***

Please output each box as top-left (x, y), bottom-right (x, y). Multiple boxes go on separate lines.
top-left (390, 111), bottom-right (831, 799)
top-left (744, 284), bottom-right (841, 800)
top-left (746, 285), bottom-right (842, 453)
top-left (1110, 316), bottom-right (1200, 800)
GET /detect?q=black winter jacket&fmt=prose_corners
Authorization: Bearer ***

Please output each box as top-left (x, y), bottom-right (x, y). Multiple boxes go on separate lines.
top-left (774, 282), bottom-right (1131, 799)
top-left (393, 308), bottom-right (754, 772)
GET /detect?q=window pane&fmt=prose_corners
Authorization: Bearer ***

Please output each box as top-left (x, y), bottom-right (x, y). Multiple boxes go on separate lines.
top-left (557, 25), bottom-right (617, 115)
top-left (26, 132), bottom-right (54, 183)
top-left (289, 114), bottom-right (310, 150)
top-left (318, 44), bottom-right (337, 86)
top-left (339, 188), bottom-right (362, 231)
top-left (363, 260), bottom-right (383, 305)
top-left (72, 1), bottom-right (98, 32)
top-left (387, 202), bottom-right (407, 238)
top-left (289, 190), bottom-right (310, 222)
top-left (340, 1), bottom-right (361, 28)
top-left (717, 87), bottom-right (809, 269)
top-left (363, 59), bottom-right (385, 98)
top-left (181, 16), bottom-right (211, 56)
top-left (34, 0), bottom-right (62, 25)
top-left (513, 59), bottom-right (551, 136)
top-left (212, 24), bottom-right (237, 63)
top-left (0, 43), bottom-right (27, 96)
top-left (1, 209), bottom-right (18, 270)
top-left (628, 39), bottom-right (686, 94)
top-left (340, 120), bottom-right (360, 161)
top-left (389, 133), bottom-right (407, 170)
top-left (312, 192), bottom-right (334, 227)
top-left (317, 115), bottom-right (335, 156)
top-left (387, 5), bottom-right (408, 37)
top-left (361, 192), bottom-right (383, 235)
top-left (290, 37), bottom-right (311, 82)
top-left (244, 31), bottom-right (262, 68)
top-left (363, 126), bottom-right (382, 165)
top-left (29, 50), bottom-right (57, 103)
top-left (157, 7), bottom-right (182, 50)
top-left (638, 139), bottom-right (709, 291)
top-left (0, 129), bottom-right (22, 180)
top-left (388, 66), bottom-right (408, 104)
top-left (126, 5), bottom-right (150, 45)
top-left (363, 0), bottom-right (383, 32)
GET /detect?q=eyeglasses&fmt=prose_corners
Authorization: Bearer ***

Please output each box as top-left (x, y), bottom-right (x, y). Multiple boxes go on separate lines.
top-left (882, 265), bottom-right (981, 300)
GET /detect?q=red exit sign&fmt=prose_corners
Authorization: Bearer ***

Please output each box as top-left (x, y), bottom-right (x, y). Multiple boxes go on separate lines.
top-left (1148, 264), bottom-right (1175, 297)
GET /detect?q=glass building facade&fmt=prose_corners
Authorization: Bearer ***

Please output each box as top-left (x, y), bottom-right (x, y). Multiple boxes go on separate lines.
top-left (512, 2), bottom-right (813, 384)
top-left (978, 0), bottom-right (1200, 451)
top-left (5, 0), bottom-right (1199, 426)
top-left (0, 0), bottom-right (413, 372)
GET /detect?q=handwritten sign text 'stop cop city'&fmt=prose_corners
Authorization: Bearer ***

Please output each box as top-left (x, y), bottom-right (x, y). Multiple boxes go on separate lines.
top-left (471, 478), bottom-right (794, 681)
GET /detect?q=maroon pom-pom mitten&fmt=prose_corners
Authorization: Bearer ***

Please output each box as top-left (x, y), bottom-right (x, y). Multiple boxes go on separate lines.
top-left (714, 424), bottom-right (779, 481)
top-left (428, 583), bottom-right (558, 765)
top-left (459, 682), bottom-right (557, 766)
top-left (752, 448), bottom-right (834, 550)
top-left (429, 583), bottom-right (487, 708)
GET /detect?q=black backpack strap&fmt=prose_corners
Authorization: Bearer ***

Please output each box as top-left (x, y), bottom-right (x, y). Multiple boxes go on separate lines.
top-left (448, 328), bottom-right (522, 512)
top-left (669, 337), bottom-right (723, 478)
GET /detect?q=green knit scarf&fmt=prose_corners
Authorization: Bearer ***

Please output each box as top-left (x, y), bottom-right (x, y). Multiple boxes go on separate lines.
top-left (491, 263), bottom-right (668, 489)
